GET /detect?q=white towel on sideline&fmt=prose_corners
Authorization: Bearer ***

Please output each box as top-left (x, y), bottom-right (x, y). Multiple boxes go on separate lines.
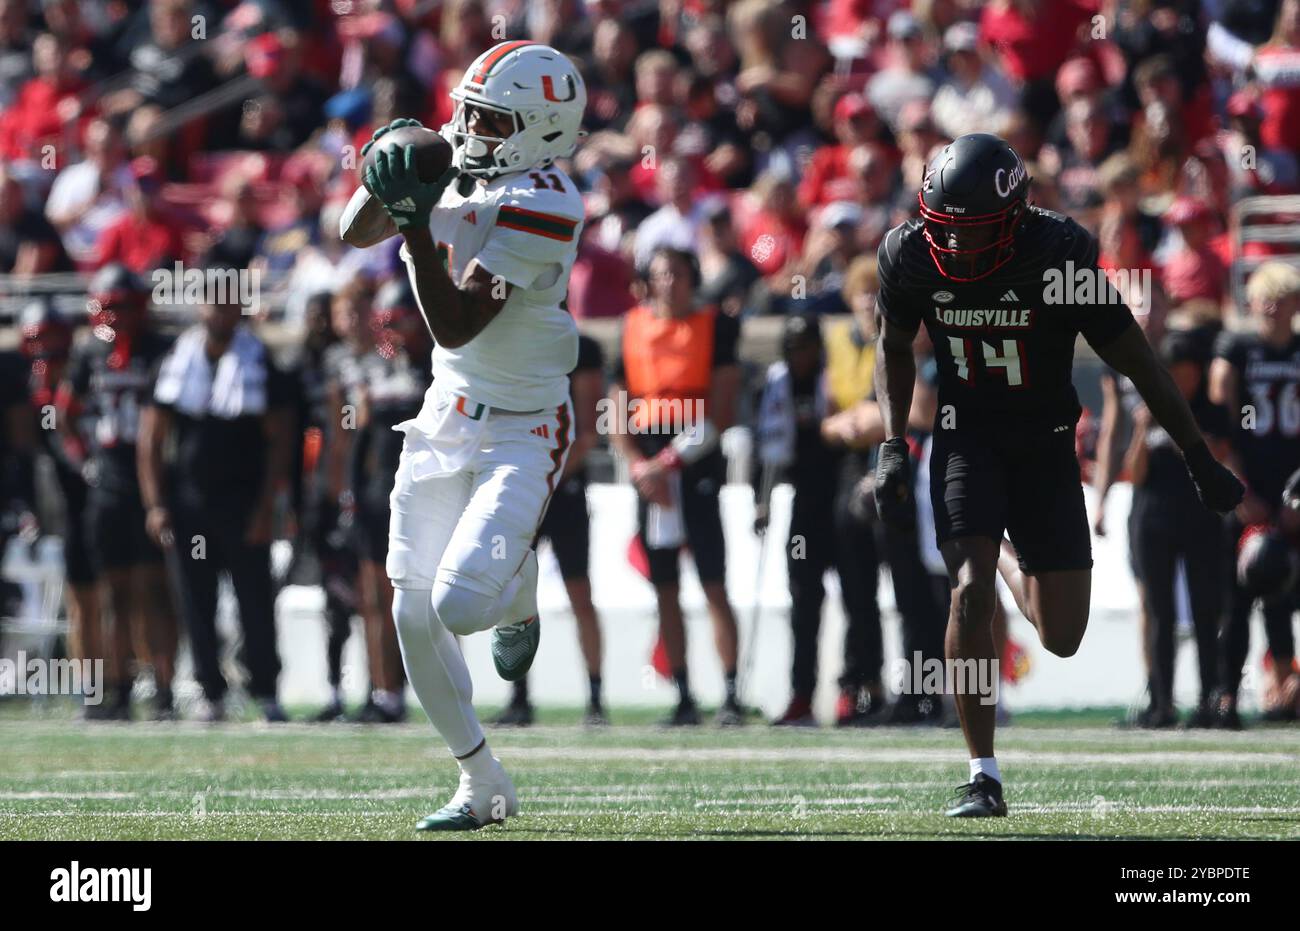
top-left (153, 324), bottom-right (269, 418)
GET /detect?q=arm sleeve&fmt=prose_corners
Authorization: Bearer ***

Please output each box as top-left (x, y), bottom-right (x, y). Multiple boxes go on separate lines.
top-left (1213, 328), bottom-right (1244, 367)
top-left (876, 229), bottom-right (921, 333)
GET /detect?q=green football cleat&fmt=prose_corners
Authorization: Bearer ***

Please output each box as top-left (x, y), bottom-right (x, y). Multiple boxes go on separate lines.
top-left (416, 802), bottom-right (495, 832)
top-left (416, 767), bottom-right (518, 832)
top-left (491, 615), bottom-right (540, 681)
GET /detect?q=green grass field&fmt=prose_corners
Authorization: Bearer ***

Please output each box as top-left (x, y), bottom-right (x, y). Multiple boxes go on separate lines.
top-left (3, 705), bottom-right (1299, 840)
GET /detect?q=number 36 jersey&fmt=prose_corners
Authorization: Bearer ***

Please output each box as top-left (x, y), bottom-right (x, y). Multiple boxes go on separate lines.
top-left (399, 166), bottom-right (583, 416)
top-left (1214, 329), bottom-right (1300, 505)
top-left (878, 206), bottom-right (1135, 431)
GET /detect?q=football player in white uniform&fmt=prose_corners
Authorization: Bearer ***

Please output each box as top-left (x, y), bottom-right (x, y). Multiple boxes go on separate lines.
top-left (348, 41), bottom-right (586, 831)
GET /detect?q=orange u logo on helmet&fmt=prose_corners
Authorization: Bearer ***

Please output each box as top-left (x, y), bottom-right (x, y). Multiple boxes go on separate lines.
top-left (541, 74), bottom-right (576, 102)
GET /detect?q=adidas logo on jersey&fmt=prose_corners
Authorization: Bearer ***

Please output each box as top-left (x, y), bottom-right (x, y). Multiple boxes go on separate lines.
top-left (1000, 289), bottom-right (1019, 302)
top-left (463, 210), bottom-right (477, 225)
top-left (530, 424), bottom-right (550, 439)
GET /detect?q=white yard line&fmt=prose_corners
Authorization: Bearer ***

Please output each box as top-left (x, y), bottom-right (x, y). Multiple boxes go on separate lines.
top-left (494, 746), bottom-right (1300, 765)
top-left (4, 802), bottom-right (1300, 820)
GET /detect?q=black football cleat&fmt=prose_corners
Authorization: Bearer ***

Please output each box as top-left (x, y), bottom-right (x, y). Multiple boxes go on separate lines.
top-left (835, 687), bottom-right (885, 727)
top-left (714, 699), bottom-right (746, 727)
top-left (1133, 705), bottom-right (1178, 729)
top-left (660, 699), bottom-right (701, 727)
top-left (882, 695), bottom-right (943, 727)
top-left (1215, 701), bottom-right (1245, 731)
top-left (313, 699), bottom-right (346, 722)
top-left (352, 698), bottom-right (406, 724)
top-left (491, 700), bottom-right (534, 727)
top-left (772, 695), bottom-right (817, 727)
top-left (1184, 700), bottom-right (1217, 729)
top-left (945, 773), bottom-right (1008, 818)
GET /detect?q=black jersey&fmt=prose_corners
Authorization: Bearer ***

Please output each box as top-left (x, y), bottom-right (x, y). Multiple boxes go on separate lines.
top-left (1139, 395), bottom-right (1230, 499)
top-left (878, 207), bottom-right (1135, 431)
top-left (1214, 330), bottom-right (1300, 506)
top-left (322, 342), bottom-right (366, 408)
top-left (353, 349), bottom-right (432, 508)
top-left (65, 331), bottom-right (173, 498)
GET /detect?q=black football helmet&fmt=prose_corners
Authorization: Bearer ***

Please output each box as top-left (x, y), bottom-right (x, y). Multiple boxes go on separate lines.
top-left (1237, 525), bottom-right (1299, 599)
top-left (20, 296), bottom-right (73, 362)
top-left (87, 263), bottom-right (149, 341)
top-left (919, 132), bottom-right (1031, 281)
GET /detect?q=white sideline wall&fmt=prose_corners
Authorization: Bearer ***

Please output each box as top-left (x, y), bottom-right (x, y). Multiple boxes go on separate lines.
top-left (264, 482), bottom-right (1269, 719)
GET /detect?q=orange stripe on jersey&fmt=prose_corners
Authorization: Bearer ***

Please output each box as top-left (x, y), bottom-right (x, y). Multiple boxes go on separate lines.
top-left (473, 41), bottom-right (535, 83)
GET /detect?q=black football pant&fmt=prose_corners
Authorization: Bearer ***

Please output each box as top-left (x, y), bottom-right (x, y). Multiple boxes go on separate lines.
top-left (168, 497), bottom-right (281, 702)
top-left (1220, 514), bottom-right (1297, 702)
top-left (305, 492), bottom-right (356, 690)
top-left (786, 483), bottom-right (881, 698)
top-left (875, 517), bottom-right (946, 684)
top-left (1130, 488), bottom-right (1223, 711)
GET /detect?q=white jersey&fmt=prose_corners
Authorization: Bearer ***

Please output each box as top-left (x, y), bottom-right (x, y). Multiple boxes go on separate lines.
top-left (400, 166), bottom-right (583, 417)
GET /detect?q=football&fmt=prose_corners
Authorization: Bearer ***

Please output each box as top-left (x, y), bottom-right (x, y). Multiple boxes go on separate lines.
top-left (362, 125), bottom-right (454, 189)
top-left (340, 126), bottom-right (455, 248)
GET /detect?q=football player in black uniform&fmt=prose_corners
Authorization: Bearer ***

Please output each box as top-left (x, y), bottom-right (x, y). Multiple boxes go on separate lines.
top-left (873, 134), bottom-right (1244, 816)
top-left (57, 265), bottom-right (178, 720)
top-left (1209, 261), bottom-right (1300, 727)
top-left (21, 299), bottom-right (101, 713)
top-left (349, 278), bottom-right (431, 723)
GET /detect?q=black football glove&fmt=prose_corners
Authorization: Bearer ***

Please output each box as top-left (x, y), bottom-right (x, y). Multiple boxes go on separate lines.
top-left (873, 437), bottom-right (915, 530)
top-left (1184, 441), bottom-right (1245, 513)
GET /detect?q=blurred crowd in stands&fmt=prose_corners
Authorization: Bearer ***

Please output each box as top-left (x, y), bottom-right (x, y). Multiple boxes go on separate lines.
top-left (0, 0), bottom-right (1296, 317)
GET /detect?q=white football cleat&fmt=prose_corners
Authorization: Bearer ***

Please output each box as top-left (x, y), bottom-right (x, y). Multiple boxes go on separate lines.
top-left (416, 761), bottom-right (518, 832)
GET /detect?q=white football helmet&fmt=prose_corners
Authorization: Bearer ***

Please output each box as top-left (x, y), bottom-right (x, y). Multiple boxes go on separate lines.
top-left (443, 41), bottom-right (587, 179)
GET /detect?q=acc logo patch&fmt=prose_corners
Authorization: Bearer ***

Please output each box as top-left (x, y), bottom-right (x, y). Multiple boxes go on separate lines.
top-left (932, 291), bottom-right (955, 304)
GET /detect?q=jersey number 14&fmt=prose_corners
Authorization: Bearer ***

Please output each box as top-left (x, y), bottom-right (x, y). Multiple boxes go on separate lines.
top-left (948, 337), bottom-right (1026, 387)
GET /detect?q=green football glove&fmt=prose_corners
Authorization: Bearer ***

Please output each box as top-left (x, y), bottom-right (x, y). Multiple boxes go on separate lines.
top-left (360, 117), bottom-right (423, 157)
top-left (364, 144), bottom-right (457, 232)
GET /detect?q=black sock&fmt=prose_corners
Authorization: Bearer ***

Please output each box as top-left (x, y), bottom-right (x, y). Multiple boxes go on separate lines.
top-left (724, 670), bottom-right (738, 706)
top-left (672, 668), bottom-right (691, 705)
top-left (512, 679), bottom-right (529, 705)
top-left (588, 675), bottom-right (602, 707)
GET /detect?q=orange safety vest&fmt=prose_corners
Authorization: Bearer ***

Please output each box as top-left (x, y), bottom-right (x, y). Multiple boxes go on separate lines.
top-left (621, 304), bottom-right (715, 432)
